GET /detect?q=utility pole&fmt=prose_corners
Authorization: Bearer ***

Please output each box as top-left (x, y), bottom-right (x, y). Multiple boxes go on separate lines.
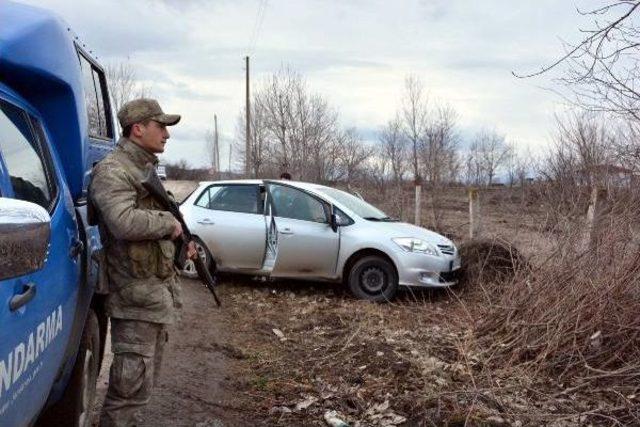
top-left (213, 114), bottom-right (220, 177)
top-left (245, 56), bottom-right (251, 178)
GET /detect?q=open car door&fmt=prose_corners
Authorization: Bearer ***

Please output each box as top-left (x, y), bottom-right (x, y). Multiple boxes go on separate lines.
top-left (262, 182), bottom-right (339, 280)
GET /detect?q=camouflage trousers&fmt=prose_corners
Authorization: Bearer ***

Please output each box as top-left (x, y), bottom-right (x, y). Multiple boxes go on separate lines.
top-left (99, 319), bottom-right (168, 427)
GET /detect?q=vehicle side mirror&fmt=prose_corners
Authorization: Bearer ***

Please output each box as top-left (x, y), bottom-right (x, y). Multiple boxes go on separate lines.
top-left (0, 198), bottom-right (51, 281)
top-left (330, 213), bottom-right (338, 233)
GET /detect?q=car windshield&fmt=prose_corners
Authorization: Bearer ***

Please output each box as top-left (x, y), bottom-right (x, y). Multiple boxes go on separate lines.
top-left (316, 187), bottom-right (393, 221)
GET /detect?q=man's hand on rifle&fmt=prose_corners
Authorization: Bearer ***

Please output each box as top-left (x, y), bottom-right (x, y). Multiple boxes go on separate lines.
top-left (186, 241), bottom-right (198, 260)
top-left (169, 219), bottom-right (197, 259)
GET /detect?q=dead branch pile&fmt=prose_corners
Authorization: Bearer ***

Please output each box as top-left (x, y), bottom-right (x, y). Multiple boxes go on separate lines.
top-left (458, 238), bottom-right (528, 286)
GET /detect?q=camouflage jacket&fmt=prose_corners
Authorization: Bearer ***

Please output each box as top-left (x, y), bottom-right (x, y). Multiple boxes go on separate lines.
top-left (90, 137), bottom-right (181, 324)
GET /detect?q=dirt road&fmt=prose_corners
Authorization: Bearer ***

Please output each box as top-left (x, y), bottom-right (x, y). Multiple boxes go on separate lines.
top-left (91, 277), bottom-right (249, 427)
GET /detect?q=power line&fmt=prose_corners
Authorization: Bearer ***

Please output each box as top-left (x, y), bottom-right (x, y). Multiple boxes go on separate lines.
top-left (247, 0), bottom-right (267, 56)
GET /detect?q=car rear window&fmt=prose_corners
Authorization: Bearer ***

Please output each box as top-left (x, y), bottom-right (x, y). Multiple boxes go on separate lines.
top-left (195, 184), bottom-right (261, 214)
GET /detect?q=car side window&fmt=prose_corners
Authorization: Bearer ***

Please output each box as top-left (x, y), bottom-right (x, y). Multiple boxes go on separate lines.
top-left (0, 100), bottom-right (57, 211)
top-left (195, 185), bottom-right (261, 214)
top-left (269, 184), bottom-right (327, 223)
top-left (79, 51), bottom-right (113, 140)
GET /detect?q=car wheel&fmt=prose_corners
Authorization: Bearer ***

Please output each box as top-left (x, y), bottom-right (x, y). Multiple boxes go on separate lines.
top-left (180, 237), bottom-right (211, 279)
top-left (38, 310), bottom-right (100, 427)
top-left (347, 255), bottom-right (398, 302)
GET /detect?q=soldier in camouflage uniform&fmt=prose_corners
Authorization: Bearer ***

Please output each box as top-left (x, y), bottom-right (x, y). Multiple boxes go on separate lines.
top-left (91, 98), bottom-right (196, 426)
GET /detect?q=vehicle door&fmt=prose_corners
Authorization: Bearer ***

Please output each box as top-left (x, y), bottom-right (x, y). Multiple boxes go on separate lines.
top-left (265, 182), bottom-right (340, 279)
top-left (0, 99), bottom-right (80, 426)
top-left (188, 183), bottom-right (266, 271)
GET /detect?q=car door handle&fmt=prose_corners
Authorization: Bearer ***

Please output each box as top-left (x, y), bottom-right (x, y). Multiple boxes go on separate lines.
top-left (280, 228), bottom-right (294, 235)
top-left (197, 218), bottom-right (215, 225)
top-left (10, 283), bottom-right (36, 311)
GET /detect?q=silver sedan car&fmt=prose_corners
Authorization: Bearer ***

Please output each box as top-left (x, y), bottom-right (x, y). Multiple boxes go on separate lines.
top-left (179, 179), bottom-right (461, 301)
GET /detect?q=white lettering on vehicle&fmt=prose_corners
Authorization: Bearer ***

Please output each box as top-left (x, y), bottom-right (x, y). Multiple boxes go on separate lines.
top-left (0, 305), bottom-right (63, 400)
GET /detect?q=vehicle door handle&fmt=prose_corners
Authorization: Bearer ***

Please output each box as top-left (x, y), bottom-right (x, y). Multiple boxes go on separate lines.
top-left (70, 237), bottom-right (84, 258)
top-left (10, 283), bottom-right (36, 311)
top-left (197, 218), bottom-right (215, 225)
top-left (280, 228), bottom-right (294, 235)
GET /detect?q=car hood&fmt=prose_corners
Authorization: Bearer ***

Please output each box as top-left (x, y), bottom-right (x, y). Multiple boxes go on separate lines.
top-left (362, 221), bottom-right (454, 246)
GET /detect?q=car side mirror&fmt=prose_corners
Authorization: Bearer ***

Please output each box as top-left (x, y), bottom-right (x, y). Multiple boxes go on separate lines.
top-left (0, 198), bottom-right (51, 281)
top-left (329, 213), bottom-right (338, 233)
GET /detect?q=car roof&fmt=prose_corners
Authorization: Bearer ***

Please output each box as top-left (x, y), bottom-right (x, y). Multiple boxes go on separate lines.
top-left (196, 179), bottom-right (340, 201)
top-left (197, 179), bottom-right (327, 191)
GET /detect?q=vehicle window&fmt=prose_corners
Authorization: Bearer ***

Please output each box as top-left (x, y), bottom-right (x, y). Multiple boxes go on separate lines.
top-left (79, 52), bottom-right (112, 139)
top-left (195, 185), bottom-right (260, 214)
top-left (0, 100), bottom-right (56, 211)
top-left (270, 184), bottom-right (327, 223)
top-left (317, 186), bottom-right (388, 219)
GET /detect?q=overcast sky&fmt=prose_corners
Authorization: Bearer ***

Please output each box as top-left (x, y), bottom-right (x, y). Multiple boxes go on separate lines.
top-left (25, 0), bottom-right (601, 170)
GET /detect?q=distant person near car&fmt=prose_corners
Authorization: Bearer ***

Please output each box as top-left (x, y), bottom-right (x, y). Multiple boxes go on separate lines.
top-left (90, 98), bottom-right (197, 427)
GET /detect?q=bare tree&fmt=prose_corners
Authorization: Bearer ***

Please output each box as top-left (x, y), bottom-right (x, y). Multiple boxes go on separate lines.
top-left (400, 75), bottom-right (429, 181)
top-left (612, 120), bottom-right (640, 172)
top-left (534, 113), bottom-right (616, 222)
top-left (379, 117), bottom-right (407, 184)
top-left (422, 105), bottom-right (460, 185)
top-left (379, 117), bottom-right (408, 219)
top-left (364, 155), bottom-right (389, 198)
top-left (236, 66), bottom-right (345, 182)
top-left (504, 143), bottom-right (526, 187)
top-left (400, 75), bottom-right (430, 224)
top-left (235, 100), bottom-right (270, 178)
top-left (340, 128), bottom-right (373, 189)
top-left (468, 129), bottom-right (511, 186)
top-left (105, 61), bottom-right (150, 129)
top-left (541, 113), bottom-right (614, 186)
top-left (520, 1), bottom-right (640, 122)
top-left (421, 105), bottom-right (460, 228)
top-left (259, 67), bottom-right (298, 175)
top-left (463, 145), bottom-right (483, 186)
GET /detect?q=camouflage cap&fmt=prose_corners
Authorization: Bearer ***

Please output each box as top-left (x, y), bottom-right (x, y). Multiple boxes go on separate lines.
top-left (117, 98), bottom-right (181, 128)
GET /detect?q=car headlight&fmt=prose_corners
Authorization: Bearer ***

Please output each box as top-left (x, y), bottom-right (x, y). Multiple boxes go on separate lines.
top-left (392, 238), bottom-right (440, 256)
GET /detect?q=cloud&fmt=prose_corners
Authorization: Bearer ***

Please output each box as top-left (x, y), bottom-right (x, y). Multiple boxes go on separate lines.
top-left (21, 0), bottom-right (596, 168)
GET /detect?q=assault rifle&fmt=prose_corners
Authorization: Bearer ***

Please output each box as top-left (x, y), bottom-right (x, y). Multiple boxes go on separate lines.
top-left (142, 164), bottom-right (221, 306)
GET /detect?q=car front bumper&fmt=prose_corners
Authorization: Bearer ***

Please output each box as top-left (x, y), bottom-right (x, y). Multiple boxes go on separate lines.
top-left (396, 251), bottom-right (462, 288)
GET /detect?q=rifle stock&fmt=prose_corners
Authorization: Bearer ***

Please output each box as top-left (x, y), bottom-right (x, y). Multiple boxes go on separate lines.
top-left (141, 164), bottom-right (221, 306)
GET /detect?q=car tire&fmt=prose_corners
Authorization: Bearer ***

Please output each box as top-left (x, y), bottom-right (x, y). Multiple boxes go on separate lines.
top-left (347, 255), bottom-right (398, 302)
top-left (180, 236), bottom-right (212, 279)
top-left (38, 310), bottom-right (100, 427)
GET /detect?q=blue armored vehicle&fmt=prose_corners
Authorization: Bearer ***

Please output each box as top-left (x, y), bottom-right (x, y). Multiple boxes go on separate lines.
top-left (0, 1), bottom-right (115, 425)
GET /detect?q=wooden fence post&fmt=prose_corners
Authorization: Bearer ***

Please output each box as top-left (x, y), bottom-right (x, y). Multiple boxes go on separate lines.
top-left (414, 178), bottom-right (422, 226)
top-left (469, 188), bottom-right (481, 239)
top-left (583, 186), bottom-right (608, 250)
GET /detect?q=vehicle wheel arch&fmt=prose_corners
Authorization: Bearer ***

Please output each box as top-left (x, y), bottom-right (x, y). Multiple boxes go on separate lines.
top-left (37, 310), bottom-right (100, 427)
top-left (193, 234), bottom-right (217, 267)
top-left (341, 248), bottom-right (398, 285)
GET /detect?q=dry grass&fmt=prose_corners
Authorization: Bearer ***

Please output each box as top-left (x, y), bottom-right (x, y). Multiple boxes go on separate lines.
top-left (473, 204), bottom-right (640, 425)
